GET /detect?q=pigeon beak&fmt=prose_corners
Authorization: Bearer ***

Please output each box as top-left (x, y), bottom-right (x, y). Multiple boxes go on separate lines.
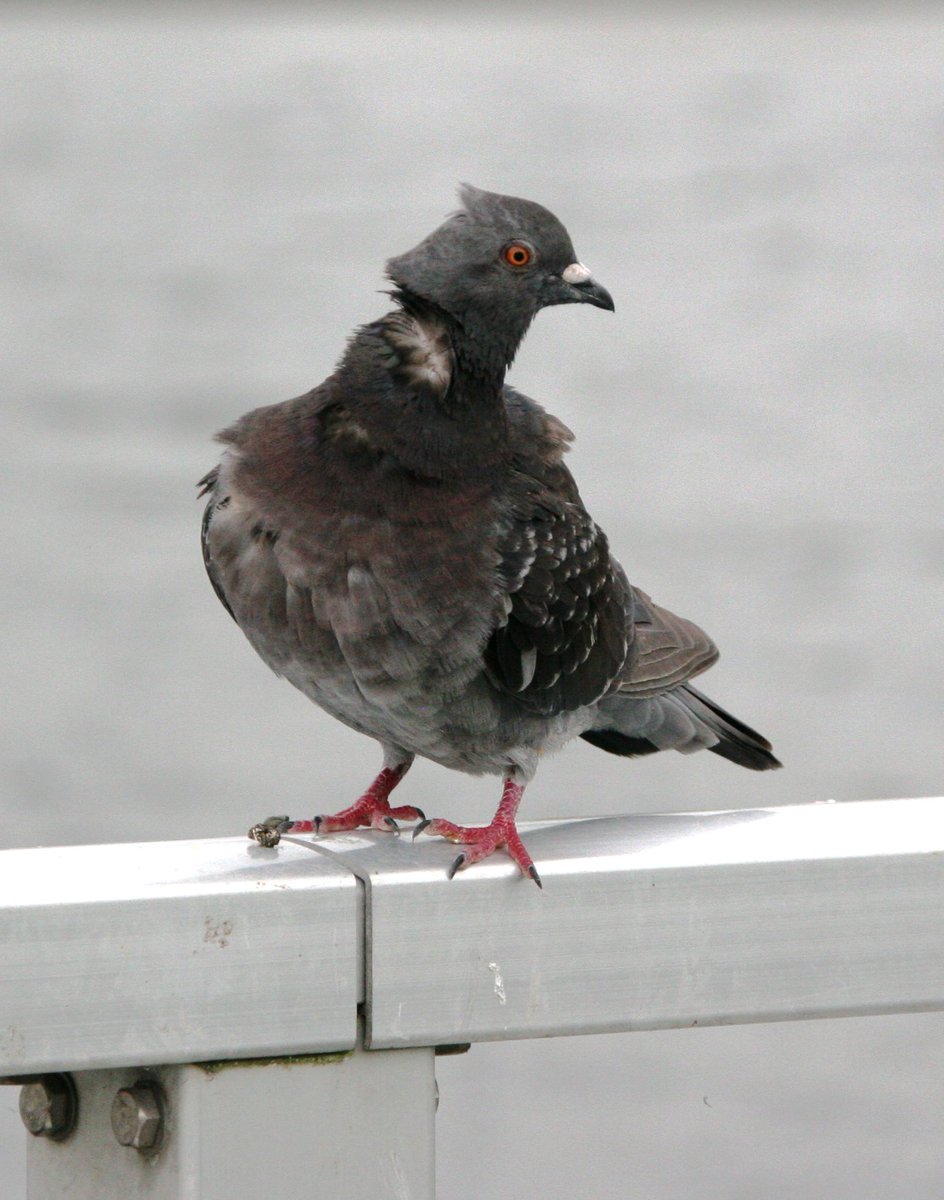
top-left (560, 262), bottom-right (615, 311)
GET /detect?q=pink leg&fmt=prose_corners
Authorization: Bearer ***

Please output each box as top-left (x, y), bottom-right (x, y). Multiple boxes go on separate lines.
top-left (414, 778), bottom-right (541, 887)
top-left (248, 757), bottom-right (420, 847)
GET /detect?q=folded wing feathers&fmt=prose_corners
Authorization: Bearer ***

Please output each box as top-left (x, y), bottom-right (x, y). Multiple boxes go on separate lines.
top-left (616, 587), bottom-right (719, 696)
top-left (485, 502), bottom-right (630, 715)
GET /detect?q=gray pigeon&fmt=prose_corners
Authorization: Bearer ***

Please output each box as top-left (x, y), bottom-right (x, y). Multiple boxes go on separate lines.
top-left (200, 185), bottom-right (780, 886)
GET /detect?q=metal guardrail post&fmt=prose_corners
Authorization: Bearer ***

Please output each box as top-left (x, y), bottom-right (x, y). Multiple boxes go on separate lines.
top-left (20, 1051), bottom-right (436, 1200)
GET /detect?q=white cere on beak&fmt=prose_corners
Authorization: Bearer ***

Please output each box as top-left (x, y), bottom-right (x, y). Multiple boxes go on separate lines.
top-left (562, 262), bottom-right (593, 285)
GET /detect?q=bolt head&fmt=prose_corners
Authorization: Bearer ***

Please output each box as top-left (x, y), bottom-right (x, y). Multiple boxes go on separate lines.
top-left (19, 1075), bottom-right (76, 1140)
top-left (111, 1082), bottom-right (163, 1151)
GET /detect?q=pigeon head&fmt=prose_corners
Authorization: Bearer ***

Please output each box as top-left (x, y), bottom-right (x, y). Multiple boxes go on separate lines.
top-left (386, 185), bottom-right (613, 373)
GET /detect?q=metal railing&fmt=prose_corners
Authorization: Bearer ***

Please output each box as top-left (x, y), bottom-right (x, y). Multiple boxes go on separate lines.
top-left (3, 796), bottom-right (943, 1198)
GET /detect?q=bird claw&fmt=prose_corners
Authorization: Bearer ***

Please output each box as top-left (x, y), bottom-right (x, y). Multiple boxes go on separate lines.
top-left (412, 818), bottom-right (432, 841)
top-left (444, 852), bottom-right (541, 887)
top-left (418, 788), bottom-right (542, 885)
top-left (307, 803), bottom-right (420, 836)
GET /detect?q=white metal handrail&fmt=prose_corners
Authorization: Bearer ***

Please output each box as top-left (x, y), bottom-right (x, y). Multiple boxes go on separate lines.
top-left (3, 796), bottom-right (943, 1198)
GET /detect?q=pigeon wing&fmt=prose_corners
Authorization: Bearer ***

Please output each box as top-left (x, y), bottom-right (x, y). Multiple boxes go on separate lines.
top-left (616, 586), bottom-right (719, 696)
top-left (484, 481), bottom-right (632, 717)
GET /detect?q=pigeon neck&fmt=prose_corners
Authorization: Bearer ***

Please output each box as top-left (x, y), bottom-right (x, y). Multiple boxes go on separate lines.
top-left (390, 288), bottom-right (524, 394)
top-left (451, 326), bottom-right (511, 393)
top-left (449, 309), bottom-right (532, 393)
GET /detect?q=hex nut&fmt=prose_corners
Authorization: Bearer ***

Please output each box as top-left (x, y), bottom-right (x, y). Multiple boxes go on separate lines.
top-left (111, 1081), bottom-right (164, 1152)
top-left (19, 1074), bottom-right (77, 1140)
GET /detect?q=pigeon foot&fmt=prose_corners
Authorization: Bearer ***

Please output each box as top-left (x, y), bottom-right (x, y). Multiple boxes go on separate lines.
top-left (247, 762), bottom-right (422, 845)
top-left (414, 779), bottom-right (541, 886)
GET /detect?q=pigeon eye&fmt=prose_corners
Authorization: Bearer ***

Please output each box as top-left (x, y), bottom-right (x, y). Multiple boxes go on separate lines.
top-left (501, 242), bottom-right (534, 269)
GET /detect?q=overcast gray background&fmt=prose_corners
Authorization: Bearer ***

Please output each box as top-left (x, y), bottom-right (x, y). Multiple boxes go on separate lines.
top-left (3, 5), bottom-right (944, 1196)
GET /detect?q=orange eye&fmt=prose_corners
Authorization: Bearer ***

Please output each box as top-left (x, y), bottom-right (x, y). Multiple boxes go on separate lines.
top-left (502, 242), bottom-right (533, 268)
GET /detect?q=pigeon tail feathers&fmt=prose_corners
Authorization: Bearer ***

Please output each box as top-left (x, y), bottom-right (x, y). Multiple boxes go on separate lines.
top-left (581, 683), bottom-right (781, 771)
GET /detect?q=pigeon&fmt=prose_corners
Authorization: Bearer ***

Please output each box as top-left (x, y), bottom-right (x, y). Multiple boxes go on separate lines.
top-left (200, 184), bottom-right (780, 887)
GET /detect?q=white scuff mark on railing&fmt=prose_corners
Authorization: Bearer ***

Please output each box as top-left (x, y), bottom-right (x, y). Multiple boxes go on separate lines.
top-left (488, 961), bottom-right (507, 1005)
